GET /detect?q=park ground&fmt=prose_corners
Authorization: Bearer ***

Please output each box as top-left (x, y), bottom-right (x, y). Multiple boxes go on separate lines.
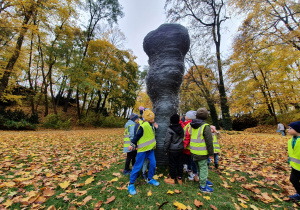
top-left (0, 128), bottom-right (299, 210)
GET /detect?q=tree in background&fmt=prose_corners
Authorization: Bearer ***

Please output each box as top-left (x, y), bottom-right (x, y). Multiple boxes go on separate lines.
top-left (165, 0), bottom-right (232, 130)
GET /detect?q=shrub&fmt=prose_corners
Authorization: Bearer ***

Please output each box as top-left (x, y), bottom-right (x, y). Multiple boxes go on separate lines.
top-left (101, 115), bottom-right (127, 128)
top-left (3, 119), bottom-right (37, 130)
top-left (232, 114), bottom-right (258, 131)
top-left (42, 114), bottom-right (71, 130)
top-left (78, 112), bottom-right (104, 127)
top-left (0, 108), bottom-right (39, 130)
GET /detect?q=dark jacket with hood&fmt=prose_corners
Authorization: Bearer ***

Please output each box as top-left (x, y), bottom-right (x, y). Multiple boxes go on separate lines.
top-left (188, 119), bottom-right (214, 161)
top-left (163, 123), bottom-right (184, 152)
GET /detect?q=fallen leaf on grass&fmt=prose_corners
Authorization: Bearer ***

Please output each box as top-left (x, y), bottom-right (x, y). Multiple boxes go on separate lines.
top-left (147, 190), bottom-right (152, 196)
top-left (110, 177), bottom-right (118, 182)
top-left (105, 196), bottom-right (115, 204)
top-left (271, 193), bottom-right (282, 201)
top-left (167, 190), bottom-right (174, 195)
top-left (94, 200), bottom-right (103, 209)
top-left (174, 189), bottom-right (181, 194)
top-left (249, 204), bottom-right (259, 210)
top-left (234, 203), bottom-right (241, 210)
top-left (59, 181), bottom-right (70, 189)
top-left (153, 175), bottom-right (159, 180)
top-left (173, 201), bottom-right (187, 210)
top-left (43, 188), bottom-right (56, 197)
top-left (82, 196), bottom-right (92, 205)
top-left (3, 199), bottom-right (13, 208)
top-left (68, 174), bottom-right (78, 182)
top-left (46, 205), bottom-right (56, 210)
top-left (194, 199), bottom-right (203, 207)
top-left (240, 203), bottom-right (247, 208)
top-left (237, 193), bottom-right (249, 201)
top-left (85, 177), bottom-right (94, 185)
top-left (203, 196), bottom-right (211, 200)
top-left (210, 204), bottom-right (218, 210)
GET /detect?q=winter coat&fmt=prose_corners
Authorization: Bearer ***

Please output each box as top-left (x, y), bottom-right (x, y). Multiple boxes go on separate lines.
top-left (164, 124), bottom-right (184, 153)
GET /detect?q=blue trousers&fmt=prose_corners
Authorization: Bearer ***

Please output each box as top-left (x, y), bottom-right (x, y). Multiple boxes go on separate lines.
top-left (130, 150), bottom-right (156, 184)
top-left (207, 153), bottom-right (219, 165)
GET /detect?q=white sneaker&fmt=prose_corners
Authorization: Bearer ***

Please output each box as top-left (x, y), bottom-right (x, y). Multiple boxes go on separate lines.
top-left (183, 164), bottom-right (188, 172)
top-left (188, 173), bottom-right (195, 181)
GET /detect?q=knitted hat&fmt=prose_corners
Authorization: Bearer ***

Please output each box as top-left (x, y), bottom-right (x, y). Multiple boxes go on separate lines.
top-left (143, 109), bottom-right (155, 121)
top-left (186, 110), bottom-right (196, 120)
top-left (196, 108), bottom-right (208, 120)
top-left (129, 113), bottom-right (139, 121)
top-left (289, 121), bottom-right (300, 133)
top-left (170, 114), bottom-right (180, 124)
top-left (139, 106), bottom-right (145, 116)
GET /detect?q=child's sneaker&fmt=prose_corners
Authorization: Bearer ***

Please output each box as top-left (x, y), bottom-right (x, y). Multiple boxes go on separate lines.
top-left (164, 177), bottom-right (175, 185)
top-left (188, 173), bottom-right (195, 181)
top-left (206, 179), bottom-right (213, 187)
top-left (127, 184), bottom-right (137, 195)
top-left (142, 172), bottom-right (147, 180)
top-left (289, 193), bottom-right (300, 200)
top-left (183, 164), bottom-right (188, 172)
top-left (147, 178), bottom-right (159, 186)
top-left (200, 184), bottom-right (213, 193)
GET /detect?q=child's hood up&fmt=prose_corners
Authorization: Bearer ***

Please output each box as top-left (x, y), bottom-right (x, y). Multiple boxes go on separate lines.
top-left (125, 120), bottom-right (136, 129)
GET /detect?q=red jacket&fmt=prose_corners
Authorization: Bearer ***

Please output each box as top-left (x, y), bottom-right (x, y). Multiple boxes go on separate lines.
top-left (181, 120), bottom-right (192, 155)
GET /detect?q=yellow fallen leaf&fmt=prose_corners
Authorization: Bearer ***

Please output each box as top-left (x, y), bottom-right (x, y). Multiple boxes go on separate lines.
top-left (240, 203), bottom-right (247, 208)
top-left (153, 175), bottom-right (159, 180)
top-left (250, 204), bottom-right (259, 210)
top-left (147, 190), bottom-right (152, 196)
top-left (110, 177), bottom-right (118, 182)
top-left (59, 181), bottom-right (70, 189)
top-left (3, 199), bottom-right (13, 208)
top-left (173, 201), bottom-right (187, 210)
top-left (85, 177), bottom-right (94, 185)
top-left (167, 190), bottom-right (174, 195)
top-left (203, 196), bottom-right (211, 200)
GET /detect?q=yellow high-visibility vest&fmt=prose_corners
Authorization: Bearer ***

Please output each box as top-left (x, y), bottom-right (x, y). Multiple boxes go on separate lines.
top-left (124, 124), bottom-right (134, 149)
top-left (189, 123), bottom-right (209, 156)
top-left (288, 137), bottom-right (300, 171)
top-left (212, 133), bottom-right (220, 153)
top-left (137, 122), bottom-right (156, 153)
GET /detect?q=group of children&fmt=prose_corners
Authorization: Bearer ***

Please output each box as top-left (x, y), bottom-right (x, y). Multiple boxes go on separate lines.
top-left (123, 107), bottom-right (300, 201)
top-left (123, 107), bottom-right (220, 195)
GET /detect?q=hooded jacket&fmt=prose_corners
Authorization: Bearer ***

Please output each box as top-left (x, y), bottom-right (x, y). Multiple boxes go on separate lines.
top-left (164, 123), bottom-right (184, 152)
top-left (185, 119), bottom-right (214, 161)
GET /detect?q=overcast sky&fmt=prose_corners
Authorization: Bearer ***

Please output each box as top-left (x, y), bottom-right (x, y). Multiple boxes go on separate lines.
top-left (118, 0), bottom-right (166, 69)
top-left (117, 0), bottom-right (241, 70)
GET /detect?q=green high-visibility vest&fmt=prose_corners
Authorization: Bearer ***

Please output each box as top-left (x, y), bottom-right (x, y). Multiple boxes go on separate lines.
top-left (212, 133), bottom-right (220, 153)
top-left (190, 123), bottom-right (209, 156)
top-left (183, 123), bottom-right (191, 150)
top-left (137, 121), bottom-right (156, 153)
top-left (124, 124), bottom-right (134, 149)
top-left (288, 137), bottom-right (300, 171)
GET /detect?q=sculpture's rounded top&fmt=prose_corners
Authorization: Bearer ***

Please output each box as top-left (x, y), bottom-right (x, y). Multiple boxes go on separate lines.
top-left (143, 23), bottom-right (190, 57)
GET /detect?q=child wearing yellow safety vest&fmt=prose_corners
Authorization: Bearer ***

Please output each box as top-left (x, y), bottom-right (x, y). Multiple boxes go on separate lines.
top-left (207, 125), bottom-right (221, 169)
top-left (287, 121), bottom-right (300, 200)
top-left (127, 109), bottom-right (159, 195)
top-left (184, 108), bottom-right (214, 193)
top-left (123, 113), bottom-right (139, 175)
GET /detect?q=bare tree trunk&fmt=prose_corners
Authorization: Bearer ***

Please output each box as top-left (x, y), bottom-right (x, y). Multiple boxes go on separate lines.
top-left (63, 88), bottom-right (73, 112)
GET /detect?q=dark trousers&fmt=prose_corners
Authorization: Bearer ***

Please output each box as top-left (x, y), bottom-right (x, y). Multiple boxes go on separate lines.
top-left (125, 151), bottom-right (137, 171)
top-left (168, 151), bottom-right (183, 179)
top-left (290, 168), bottom-right (300, 194)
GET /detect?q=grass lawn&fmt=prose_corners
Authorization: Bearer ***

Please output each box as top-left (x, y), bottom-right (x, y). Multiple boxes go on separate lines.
top-left (0, 129), bottom-right (299, 209)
